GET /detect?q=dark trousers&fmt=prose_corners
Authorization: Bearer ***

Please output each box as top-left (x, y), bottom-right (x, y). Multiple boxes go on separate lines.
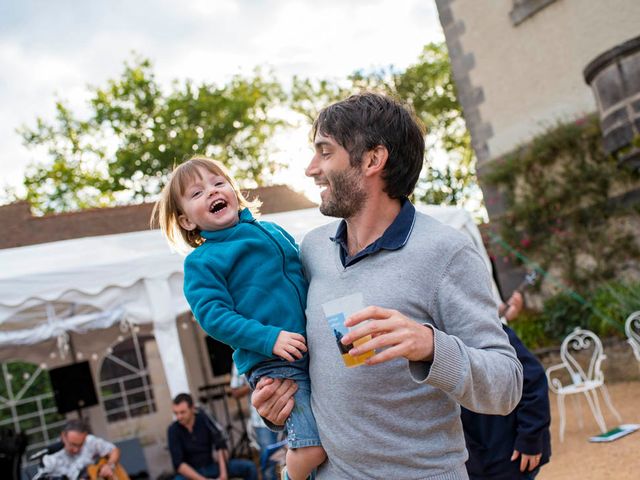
top-left (469, 466), bottom-right (540, 480)
top-left (174, 459), bottom-right (258, 480)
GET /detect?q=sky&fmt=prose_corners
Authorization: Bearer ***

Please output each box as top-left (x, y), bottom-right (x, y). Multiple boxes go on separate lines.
top-left (0, 0), bottom-right (444, 204)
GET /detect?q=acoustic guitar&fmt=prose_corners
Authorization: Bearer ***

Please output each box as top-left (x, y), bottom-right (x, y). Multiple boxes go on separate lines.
top-left (85, 458), bottom-right (130, 480)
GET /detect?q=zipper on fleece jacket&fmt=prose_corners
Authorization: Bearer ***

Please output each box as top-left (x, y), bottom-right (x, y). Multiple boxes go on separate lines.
top-left (250, 220), bottom-right (306, 316)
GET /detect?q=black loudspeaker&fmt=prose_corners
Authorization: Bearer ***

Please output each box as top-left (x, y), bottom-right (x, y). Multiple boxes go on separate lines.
top-left (0, 428), bottom-right (27, 480)
top-left (48, 361), bottom-right (99, 414)
top-left (205, 336), bottom-right (234, 376)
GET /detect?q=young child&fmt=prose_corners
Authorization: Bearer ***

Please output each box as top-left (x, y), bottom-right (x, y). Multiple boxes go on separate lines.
top-left (461, 291), bottom-right (551, 480)
top-left (154, 156), bottom-right (326, 480)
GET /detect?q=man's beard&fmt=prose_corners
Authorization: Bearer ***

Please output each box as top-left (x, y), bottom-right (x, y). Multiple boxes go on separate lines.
top-left (319, 167), bottom-right (367, 219)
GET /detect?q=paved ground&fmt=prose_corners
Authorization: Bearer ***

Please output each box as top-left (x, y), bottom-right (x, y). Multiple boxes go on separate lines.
top-left (538, 380), bottom-right (640, 479)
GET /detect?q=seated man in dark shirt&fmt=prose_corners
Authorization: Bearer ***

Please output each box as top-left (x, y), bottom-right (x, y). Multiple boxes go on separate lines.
top-left (167, 393), bottom-right (257, 480)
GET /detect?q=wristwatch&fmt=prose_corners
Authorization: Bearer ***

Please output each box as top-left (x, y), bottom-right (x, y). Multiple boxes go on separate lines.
top-left (107, 462), bottom-right (116, 470)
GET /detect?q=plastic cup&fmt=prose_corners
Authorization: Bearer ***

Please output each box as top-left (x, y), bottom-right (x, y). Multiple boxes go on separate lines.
top-left (321, 293), bottom-right (374, 367)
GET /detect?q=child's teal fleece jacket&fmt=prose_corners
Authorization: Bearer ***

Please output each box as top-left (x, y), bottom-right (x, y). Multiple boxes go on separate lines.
top-left (183, 208), bottom-right (308, 375)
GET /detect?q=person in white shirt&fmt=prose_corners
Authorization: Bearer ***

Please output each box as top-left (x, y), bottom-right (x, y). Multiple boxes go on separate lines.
top-left (36, 419), bottom-right (120, 480)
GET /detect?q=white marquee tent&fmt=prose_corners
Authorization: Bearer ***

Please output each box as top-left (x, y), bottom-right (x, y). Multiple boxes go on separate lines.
top-left (0, 205), bottom-right (497, 398)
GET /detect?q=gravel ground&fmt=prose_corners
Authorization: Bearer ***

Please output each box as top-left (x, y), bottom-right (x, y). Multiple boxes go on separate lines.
top-left (538, 381), bottom-right (640, 479)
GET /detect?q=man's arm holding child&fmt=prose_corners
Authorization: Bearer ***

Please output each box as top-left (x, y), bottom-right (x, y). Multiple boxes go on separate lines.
top-left (253, 377), bottom-right (298, 426)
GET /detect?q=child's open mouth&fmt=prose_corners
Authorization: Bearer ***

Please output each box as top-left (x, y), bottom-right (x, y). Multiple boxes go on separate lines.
top-left (209, 199), bottom-right (227, 214)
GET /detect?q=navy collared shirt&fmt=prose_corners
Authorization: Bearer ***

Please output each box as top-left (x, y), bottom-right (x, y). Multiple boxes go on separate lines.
top-left (330, 198), bottom-right (416, 267)
top-left (167, 410), bottom-right (227, 471)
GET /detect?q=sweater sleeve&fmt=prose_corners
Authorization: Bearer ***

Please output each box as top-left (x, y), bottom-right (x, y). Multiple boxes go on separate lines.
top-left (411, 244), bottom-right (523, 415)
top-left (505, 326), bottom-right (551, 455)
top-left (184, 253), bottom-right (282, 358)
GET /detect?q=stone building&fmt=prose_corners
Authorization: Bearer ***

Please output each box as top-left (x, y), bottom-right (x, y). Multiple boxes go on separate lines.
top-left (436, 0), bottom-right (640, 291)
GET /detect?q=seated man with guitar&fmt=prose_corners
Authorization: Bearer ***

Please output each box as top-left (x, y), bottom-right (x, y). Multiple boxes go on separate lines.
top-left (35, 419), bottom-right (125, 480)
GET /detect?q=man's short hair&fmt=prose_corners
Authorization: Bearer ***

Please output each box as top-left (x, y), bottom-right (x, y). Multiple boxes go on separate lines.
top-left (62, 419), bottom-right (89, 434)
top-left (312, 91), bottom-right (426, 199)
top-left (172, 393), bottom-right (194, 407)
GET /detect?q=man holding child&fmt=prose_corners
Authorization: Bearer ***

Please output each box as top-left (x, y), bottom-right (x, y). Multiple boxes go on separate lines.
top-left (253, 92), bottom-right (523, 479)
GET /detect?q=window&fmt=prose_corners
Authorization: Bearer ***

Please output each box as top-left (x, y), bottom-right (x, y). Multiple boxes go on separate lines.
top-left (99, 335), bottom-right (156, 423)
top-left (0, 361), bottom-right (65, 463)
top-left (510, 0), bottom-right (558, 26)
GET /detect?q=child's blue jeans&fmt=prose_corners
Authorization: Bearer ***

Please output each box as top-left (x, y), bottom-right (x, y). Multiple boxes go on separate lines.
top-left (247, 354), bottom-right (322, 449)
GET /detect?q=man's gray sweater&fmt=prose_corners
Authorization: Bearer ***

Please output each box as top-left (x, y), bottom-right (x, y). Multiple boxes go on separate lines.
top-left (301, 212), bottom-right (523, 480)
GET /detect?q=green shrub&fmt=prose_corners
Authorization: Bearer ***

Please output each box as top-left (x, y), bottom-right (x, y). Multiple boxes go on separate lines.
top-left (588, 281), bottom-right (640, 336)
top-left (510, 309), bottom-right (550, 350)
top-left (510, 280), bottom-right (640, 347)
top-left (485, 116), bottom-right (640, 292)
top-left (539, 292), bottom-right (591, 343)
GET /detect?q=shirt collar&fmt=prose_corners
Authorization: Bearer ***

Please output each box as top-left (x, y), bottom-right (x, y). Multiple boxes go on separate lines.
top-left (330, 198), bottom-right (416, 266)
top-left (200, 208), bottom-right (253, 240)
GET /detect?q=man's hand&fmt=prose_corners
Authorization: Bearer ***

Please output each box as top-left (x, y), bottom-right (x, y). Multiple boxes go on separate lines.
top-left (511, 449), bottom-right (542, 472)
top-left (216, 470), bottom-right (228, 480)
top-left (502, 291), bottom-right (524, 322)
top-left (342, 306), bottom-right (434, 365)
top-left (98, 462), bottom-right (115, 479)
top-left (272, 331), bottom-right (307, 362)
top-left (251, 377), bottom-right (298, 426)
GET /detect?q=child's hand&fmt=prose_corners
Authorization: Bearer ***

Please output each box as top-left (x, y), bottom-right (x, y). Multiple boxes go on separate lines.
top-left (273, 331), bottom-right (307, 362)
top-left (511, 449), bottom-right (542, 472)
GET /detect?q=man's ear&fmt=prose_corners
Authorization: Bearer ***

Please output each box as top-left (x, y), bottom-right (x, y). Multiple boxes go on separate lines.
top-left (363, 145), bottom-right (389, 177)
top-left (178, 214), bottom-right (197, 232)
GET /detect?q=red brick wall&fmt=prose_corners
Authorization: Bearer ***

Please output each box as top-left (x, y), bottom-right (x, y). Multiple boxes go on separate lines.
top-left (0, 185), bottom-right (316, 249)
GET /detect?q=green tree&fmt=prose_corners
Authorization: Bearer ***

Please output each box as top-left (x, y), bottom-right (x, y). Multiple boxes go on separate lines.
top-left (289, 42), bottom-right (478, 208)
top-left (290, 77), bottom-right (353, 125)
top-left (18, 56), bottom-right (286, 214)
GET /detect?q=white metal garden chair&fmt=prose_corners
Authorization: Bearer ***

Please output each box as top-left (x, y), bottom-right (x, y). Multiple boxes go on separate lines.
top-left (545, 327), bottom-right (622, 442)
top-left (624, 311), bottom-right (640, 365)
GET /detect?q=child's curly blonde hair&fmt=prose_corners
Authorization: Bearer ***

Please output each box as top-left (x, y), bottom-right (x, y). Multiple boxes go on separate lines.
top-left (152, 156), bottom-right (261, 252)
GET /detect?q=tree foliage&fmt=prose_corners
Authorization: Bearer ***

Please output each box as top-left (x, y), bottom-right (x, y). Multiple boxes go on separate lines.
top-left (18, 56), bottom-right (285, 213)
top-left (17, 44), bottom-right (477, 213)
top-left (289, 42), bottom-right (478, 208)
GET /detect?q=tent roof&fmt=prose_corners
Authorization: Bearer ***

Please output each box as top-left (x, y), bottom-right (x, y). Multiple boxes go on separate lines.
top-left (0, 205), bottom-right (493, 351)
top-left (0, 229), bottom-right (183, 311)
